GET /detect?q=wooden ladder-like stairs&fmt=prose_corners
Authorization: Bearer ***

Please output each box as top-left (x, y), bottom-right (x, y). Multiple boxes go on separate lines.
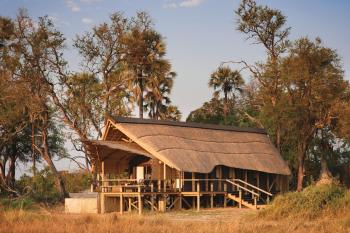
top-left (226, 193), bottom-right (267, 210)
top-left (225, 179), bottom-right (273, 210)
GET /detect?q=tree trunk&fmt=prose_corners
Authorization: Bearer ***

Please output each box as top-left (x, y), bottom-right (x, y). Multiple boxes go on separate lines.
top-left (276, 123), bottom-right (281, 152)
top-left (41, 111), bottom-right (67, 202)
top-left (223, 92), bottom-right (228, 123)
top-left (318, 136), bottom-right (333, 185)
top-left (6, 154), bottom-right (16, 189)
top-left (138, 77), bottom-right (144, 119)
top-left (297, 142), bottom-right (307, 191)
top-left (42, 132), bottom-right (67, 202)
top-left (31, 122), bottom-right (36, 176)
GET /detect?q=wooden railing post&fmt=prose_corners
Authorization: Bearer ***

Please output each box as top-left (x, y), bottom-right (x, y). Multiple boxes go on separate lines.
top-left (239, 189), bottom-right (242, 209)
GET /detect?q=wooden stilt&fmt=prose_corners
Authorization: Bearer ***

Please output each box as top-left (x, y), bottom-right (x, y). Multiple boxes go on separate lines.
top-left (210, 181), bottom-right (214, 208)
top-left (239, 190), bottom-right (242, 208)
top-left (128, 197), bottom-right (132, 212)
top-left (179, 195), bottom-right (182, 210)
top-left (138, 186), bottom-right (142, 215)
top-left (101, 193), bottom-right (105, 214)
top-left (197, 194), bottom-right (200, 212)
top-left (150, 183), bottom-right (154, 212)
top-left (120, 194), bottom-right (123, 214)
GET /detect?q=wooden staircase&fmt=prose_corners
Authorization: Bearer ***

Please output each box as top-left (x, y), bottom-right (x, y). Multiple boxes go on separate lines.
top-left (225, 179), bottom-right (273, 210)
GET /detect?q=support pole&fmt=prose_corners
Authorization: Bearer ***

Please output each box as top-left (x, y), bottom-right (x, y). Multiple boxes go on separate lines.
top-left (210, 181), bottom-right (214, 208)
top-left (163, 163), bottom-right (167, 192)
top-left (239, 189), bottom-right (242, 209)
top-left (120, 194), bottom-right (123, 214)
top-left (151, 183), bottom-right (154, 212)
top-left (197, 194), bottom-right (200, 212)
top-left (138, 186), bottom-right (142, 215)
top-left (101, 193), bottom-right (105, 214)
top-left (197, 182), bottom-right (200, 212)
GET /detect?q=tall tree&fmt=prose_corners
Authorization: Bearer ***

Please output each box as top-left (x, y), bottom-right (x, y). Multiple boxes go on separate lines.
top-left (236, 0), bottom-right (290, 150)
top-left (144, 70), bottom-right (176, 120)
top-left (209, 66), bottom-right (244, 122)
top-left (123, 12), bottom-right (170, 119)
top-left (280, 38), bottom-right (348, 191)
top-left (0, 11), bottom-right (70, 200)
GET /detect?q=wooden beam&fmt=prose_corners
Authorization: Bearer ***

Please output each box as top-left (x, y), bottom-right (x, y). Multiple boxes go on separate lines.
top-left (218, 166), bottom-right (222, 191)
top-left (205, 174), bottom-right (209, 192)
top-left (192, 172), bottom-right (195, 192)
top-left (164, 163), bottom-right (167, 192)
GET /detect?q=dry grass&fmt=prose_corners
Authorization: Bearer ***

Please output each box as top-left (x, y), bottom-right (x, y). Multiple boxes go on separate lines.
top-left (1, 185), bottom-right (349, 233)
top-left (0, 207), bottom-right (349, 233)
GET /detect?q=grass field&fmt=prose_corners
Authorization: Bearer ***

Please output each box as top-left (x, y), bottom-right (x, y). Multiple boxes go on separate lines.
top-left (1, 184), bottom-right (349, 233)
top-left (0, 207), bottom-right (349, 233)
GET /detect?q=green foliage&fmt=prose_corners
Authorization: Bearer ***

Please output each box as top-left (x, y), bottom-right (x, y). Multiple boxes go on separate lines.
top-left (261, 184), bottom-right (349, 219)
top-left (17, 168), bottom-right (61, 203)
top-left (63, 171), bottom-right (91, 193)
top-left (0, 197), bottom-right (35, 211)
top-left (16, 168), bottom-right (91, 204)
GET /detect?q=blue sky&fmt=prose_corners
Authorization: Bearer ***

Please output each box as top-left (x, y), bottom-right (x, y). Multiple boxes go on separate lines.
top-left (2, 0), bottom-right (350, 119)
top-left (2, 0), bottom-right (350, 172)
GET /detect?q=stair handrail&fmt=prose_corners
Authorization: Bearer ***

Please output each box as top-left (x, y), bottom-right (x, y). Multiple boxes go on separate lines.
top-left (225, 179), bottom-right (259, 197)
top-left (232, 179), bottom-right (273, 197)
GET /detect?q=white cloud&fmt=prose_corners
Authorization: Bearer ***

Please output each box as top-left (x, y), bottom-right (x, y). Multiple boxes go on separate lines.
top-left (179, 0), bottom-right (204, 8)
top-left (163, 2), bottom-right (178, 9)
top-left (82, 17), bottom-right (93, 24)
top-left (66, 0), bottom-right (80, 12)
top-left (80, 0), bottom-right (103, 3)
top-left (163, 0), bottom-right (204, 9)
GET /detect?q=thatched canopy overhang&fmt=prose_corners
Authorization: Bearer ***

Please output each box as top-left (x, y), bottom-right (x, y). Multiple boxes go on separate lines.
top-left (96, 117), bottom-right (291, 176)
top-left (86, 140), bottom-right (153, 161)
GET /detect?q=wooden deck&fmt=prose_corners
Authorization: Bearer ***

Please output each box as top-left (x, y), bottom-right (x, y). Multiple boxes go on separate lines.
top-left (97, 178), bottom-right (273, 214)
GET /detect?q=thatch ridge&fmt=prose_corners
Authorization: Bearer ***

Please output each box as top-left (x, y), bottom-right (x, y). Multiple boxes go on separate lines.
top-left (112, 116), bottom-right (266, 134)
top-left (138, 134), bottom-right (269, 144)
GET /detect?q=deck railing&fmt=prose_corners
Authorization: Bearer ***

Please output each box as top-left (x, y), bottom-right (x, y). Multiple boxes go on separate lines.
top-left (98, 178), bottom-right (270, 198)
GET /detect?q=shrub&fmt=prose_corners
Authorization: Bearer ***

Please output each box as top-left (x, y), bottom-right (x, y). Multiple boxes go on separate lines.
top-left (0, 197), bottom-right (35, 210)
top-left (16, 167), bottom-right (91, 204)
top-left (16, 167), bottom-right (62, 204)
top-left (63, 171), bottom-right (91, 193)
top-left (260, 184), bottom-right (349, 219)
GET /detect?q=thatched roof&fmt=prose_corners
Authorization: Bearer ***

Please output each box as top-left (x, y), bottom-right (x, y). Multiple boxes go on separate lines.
top-left (101, 117), bottom-right (291, 175)
top-left (86, 140), bottom-right (153, 160)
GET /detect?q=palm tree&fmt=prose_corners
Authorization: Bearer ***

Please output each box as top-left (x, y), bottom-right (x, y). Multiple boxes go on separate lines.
top-left (144, 70), bottom-right (176, 120)
top-left (208, 66), bottom-right (244, 119)
top-left (123, 14), bottom-right (167, 119)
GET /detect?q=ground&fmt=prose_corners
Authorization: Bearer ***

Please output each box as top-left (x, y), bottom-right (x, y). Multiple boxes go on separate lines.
top-left (0, 207), bottom-right (349, 233)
